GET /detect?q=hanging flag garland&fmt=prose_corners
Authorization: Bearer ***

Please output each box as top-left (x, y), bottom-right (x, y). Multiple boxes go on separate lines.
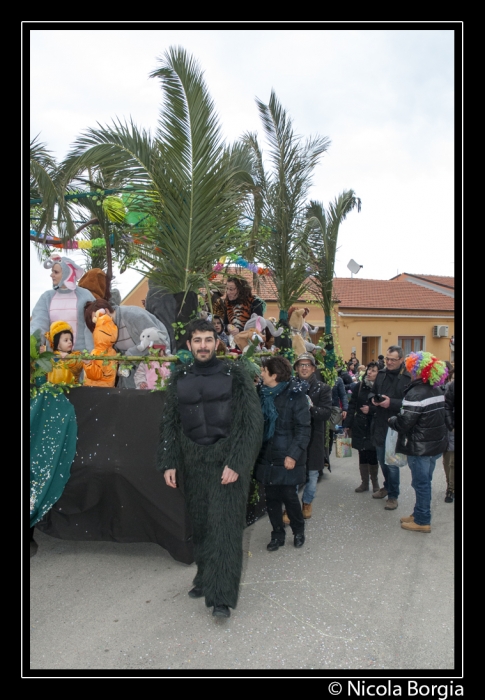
top-left (30, 232), bottom-right (112, 249)
top-left (212, 253), bottom-right (271, 277)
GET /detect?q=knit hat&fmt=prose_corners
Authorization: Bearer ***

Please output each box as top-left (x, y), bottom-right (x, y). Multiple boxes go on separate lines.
top-left (45, 321), bottom-right (73, 349)
top-left (78, 268), bottom-right (108, 299)
top-left (43, 254), bottom-right (85, 290)
top-left (405, 351), bottom-right (449, 387)
top-left (293, 352), bottom-right (316, 369)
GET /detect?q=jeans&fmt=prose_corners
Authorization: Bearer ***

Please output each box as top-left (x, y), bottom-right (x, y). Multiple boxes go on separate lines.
top-left (302, 470), bottom-right (319, 504)
top-left (407, 454), bottom-right (439, 525)
top-left (375, 444), bottom-right (400, 499)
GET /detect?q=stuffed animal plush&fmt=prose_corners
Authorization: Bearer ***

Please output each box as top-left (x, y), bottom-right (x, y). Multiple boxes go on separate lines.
top-left (136, 327), bottom-right (168, 352)
top-left (233, 315), bottom-right (283, 353)
top-left (288, 308), bottom-right (308, 356)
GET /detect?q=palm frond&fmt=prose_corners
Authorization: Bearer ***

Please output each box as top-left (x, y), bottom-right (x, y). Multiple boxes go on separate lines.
top-left (30, 135), bottom-right (78, 250)
top-left (306, 191), bottom-right (361, 319)
top-left (242, 92), bottom-right (330, 310)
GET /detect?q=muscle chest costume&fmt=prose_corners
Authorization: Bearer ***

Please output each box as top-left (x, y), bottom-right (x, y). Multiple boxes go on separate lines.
top-left (157, 357), bottom-right (263, 609)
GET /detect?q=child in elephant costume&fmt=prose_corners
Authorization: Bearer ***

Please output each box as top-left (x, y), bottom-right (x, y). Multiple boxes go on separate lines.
top-left (157, 319), bottom-right (263, 618)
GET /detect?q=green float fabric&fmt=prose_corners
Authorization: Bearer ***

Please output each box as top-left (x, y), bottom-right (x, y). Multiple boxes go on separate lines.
top-left (30, 391), bottom-right (78, 527)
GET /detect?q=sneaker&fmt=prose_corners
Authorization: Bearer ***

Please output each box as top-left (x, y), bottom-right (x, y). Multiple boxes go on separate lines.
top-left (282, 510), bottom-right (290, 525)
top-left (212, 604), bottom-right (231, 618)
top-left (302, 503), bottom-right (312, 519)
top-left (400, 514), bottom-right (414, 523)
top-left (372, 487), bottom-right (388, 499)
top-left (384, 498), bottom-right (398, 510)
top-left (401, 521), bottom-right (431, 533)
top-left (444, 489), bottom-right (454, 503)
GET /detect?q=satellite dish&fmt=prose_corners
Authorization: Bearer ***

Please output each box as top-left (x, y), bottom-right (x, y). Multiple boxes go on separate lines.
top-left (347, 259), bottom-right (363, 276)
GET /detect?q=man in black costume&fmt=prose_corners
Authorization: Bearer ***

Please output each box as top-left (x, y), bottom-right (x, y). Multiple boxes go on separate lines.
top-left (157, 319), bottom-right (263, 618)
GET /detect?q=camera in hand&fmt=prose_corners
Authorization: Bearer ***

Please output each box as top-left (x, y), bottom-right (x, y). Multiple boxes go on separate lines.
top-left (368, 392), bottom-right (385, 403)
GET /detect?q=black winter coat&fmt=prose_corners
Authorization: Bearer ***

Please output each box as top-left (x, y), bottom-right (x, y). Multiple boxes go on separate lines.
top-left (444, 380), bottom-right (455, 432)
top-left (254, 379), bottom-right (311, 486)
top-left (297, 373), bottom-right (332, 471)
top-left (371, 365), bottom-right (412, 447)
top-left (388, 379), bottom-right (447, 456)
top-left (343, 380), bottom-right (376, 452)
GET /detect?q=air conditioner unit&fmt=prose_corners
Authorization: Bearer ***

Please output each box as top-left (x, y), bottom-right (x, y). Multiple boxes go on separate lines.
top-left (432, 325), bottom-right (449, 338)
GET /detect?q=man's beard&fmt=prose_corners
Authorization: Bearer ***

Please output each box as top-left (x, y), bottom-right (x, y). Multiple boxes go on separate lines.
top-left (193, 348), bottom-right (215, 362)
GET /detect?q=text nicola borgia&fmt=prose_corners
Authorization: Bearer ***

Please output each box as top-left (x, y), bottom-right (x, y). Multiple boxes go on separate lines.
top-left (347, 681), bottom-right (463, 698)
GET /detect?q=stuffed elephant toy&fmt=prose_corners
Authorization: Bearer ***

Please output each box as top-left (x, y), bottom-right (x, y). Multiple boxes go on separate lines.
top-left (137, 327), bottom-right (169, 351)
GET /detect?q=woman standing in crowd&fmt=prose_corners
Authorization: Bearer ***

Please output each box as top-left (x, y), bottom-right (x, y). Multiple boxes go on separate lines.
top-left (255, 356), bottom-right (311, 551)
top-left (343, 362), bottom-right (381, 493)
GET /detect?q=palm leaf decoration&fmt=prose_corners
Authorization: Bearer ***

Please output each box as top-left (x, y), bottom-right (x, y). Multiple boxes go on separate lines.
top-left (62, 46), bottom-right (252, 296)
top-left (306, 191), bottom-right (362, 333)
top-left (30, 135), bottom-right (77, 256)
top-left (243, 92), bottom-right (330, 315)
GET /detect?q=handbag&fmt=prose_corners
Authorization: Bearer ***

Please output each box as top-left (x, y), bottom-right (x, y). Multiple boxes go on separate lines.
top-left (385, 428), bottom-right (408, 467)
top-left (336, 434), bottom-right (352, 458)
top-left (329, 406), bottom-right (343, 431)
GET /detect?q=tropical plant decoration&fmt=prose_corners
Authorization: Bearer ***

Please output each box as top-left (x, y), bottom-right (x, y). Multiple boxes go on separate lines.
top-left (30, 136), bottom-right (78, 252)
top-left (306, 191), bottom-right (361, 333)
top-left (62, 46), bottom-right (254, 299)
top-left (243, 91), bottom-right (330, 316)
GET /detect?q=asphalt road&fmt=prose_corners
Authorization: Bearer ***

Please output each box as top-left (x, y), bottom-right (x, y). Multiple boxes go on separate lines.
top-left (27, 450), bottom-right (458, 678)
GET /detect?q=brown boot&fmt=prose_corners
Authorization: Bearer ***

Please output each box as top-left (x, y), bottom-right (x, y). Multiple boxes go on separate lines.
top-left (400, 514), bottom-right (414, 523)
top-left (401, 521), bottom-right (431, 533)
top-left (355, 464), bottom-right (370, 492)
top-left (369, 464), bottom-right (380, 493)
top-left (372, 487), bottom-right (388, 499)
top-left (302, 502), bottom-right (312, 519)
top-left (282, 510), bottom-right (290, 525)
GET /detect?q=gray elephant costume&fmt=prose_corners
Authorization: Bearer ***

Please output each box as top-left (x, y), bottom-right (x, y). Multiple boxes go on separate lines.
top-left (157, 358), bottom-right (263, 610)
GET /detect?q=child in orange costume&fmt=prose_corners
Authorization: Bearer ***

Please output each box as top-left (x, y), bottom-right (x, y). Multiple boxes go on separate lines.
top-left (83, 309), bottom-right (118, 387)
top-left (41, 321), bottom-right (84, 385)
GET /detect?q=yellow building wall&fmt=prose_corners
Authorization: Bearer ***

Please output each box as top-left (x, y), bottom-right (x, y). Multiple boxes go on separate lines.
top-left (333, 309), bottom-right (454, 364)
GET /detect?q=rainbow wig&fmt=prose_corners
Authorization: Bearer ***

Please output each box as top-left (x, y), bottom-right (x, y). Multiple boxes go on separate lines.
top-left (405, 351), bottom-right (449, 387)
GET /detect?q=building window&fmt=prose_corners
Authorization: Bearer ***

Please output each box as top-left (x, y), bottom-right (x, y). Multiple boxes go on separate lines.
top-left (398, 337), bottom-right (425, 355)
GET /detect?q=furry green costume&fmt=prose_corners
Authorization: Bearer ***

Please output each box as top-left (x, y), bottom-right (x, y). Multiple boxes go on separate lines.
top-left (157, 358), bottom-right (263, 609)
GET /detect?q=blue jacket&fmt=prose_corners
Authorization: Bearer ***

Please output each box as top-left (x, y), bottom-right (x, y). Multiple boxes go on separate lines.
top-left (332, 376), bottom-right (349, 411)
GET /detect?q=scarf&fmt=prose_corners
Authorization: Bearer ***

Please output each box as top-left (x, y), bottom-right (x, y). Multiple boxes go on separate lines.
top-left (259, 381), bottom-right (288, 442)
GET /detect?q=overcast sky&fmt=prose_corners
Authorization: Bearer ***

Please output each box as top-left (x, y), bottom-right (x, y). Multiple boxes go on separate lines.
top-left (28, 25), bottom-right (458, 314)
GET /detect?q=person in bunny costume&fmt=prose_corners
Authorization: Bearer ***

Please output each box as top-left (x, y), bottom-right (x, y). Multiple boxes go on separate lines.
top-left (30, 253), bottom-right (95, 352)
